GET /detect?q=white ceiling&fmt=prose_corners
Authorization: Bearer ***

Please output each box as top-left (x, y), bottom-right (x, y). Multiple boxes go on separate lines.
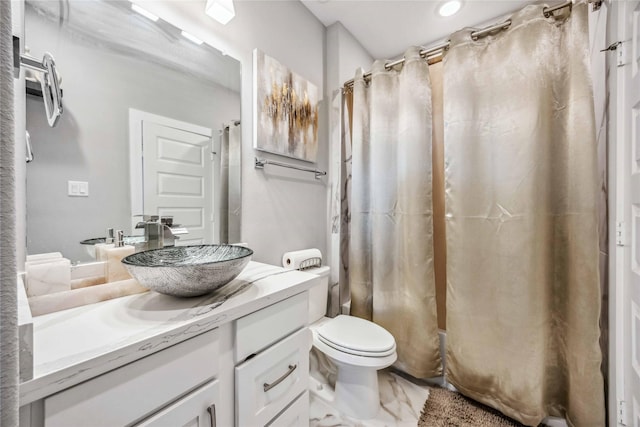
top-left (301, 0), bottom-right (535, 59)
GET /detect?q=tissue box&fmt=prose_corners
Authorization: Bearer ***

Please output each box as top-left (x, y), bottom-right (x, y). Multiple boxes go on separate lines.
top-left (25, 258), bottom-right (71, 297)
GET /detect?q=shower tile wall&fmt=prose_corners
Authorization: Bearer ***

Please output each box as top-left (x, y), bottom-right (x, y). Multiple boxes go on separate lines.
top-left (328, 90), bottom-right (344, 317)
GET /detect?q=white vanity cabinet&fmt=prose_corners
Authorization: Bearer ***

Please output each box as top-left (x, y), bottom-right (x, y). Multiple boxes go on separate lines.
top-left (19, 263), bottom-right (317, 427)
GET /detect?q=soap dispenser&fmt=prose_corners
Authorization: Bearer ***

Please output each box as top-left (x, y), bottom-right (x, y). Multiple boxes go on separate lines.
top-left (105, 230), bottom-right (135, 282)
top-left (95, 228), bottom-right (115, 262)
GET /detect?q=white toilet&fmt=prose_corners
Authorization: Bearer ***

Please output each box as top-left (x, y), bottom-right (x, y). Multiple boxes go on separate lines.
top-left (306, 266), bottom-right (397, 419)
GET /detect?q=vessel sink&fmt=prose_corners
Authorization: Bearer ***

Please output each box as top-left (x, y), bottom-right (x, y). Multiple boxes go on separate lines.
top-left (122, 245), bottom-right (253, 297)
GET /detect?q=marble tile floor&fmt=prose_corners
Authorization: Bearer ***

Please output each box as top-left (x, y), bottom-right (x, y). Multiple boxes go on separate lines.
top-left (309, 369), bottom-right (431, 427)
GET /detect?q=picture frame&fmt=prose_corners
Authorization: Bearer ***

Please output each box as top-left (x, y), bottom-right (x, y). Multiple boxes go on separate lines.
top-left (253, 49), bottom-right (319, 163)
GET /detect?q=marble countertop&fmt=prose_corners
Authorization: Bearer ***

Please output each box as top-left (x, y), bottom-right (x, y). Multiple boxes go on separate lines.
top-left (19, 262), bottom-right (318, 405)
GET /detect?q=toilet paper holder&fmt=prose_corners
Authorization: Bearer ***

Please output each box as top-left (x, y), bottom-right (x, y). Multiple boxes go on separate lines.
top-left (283, 249), bottom-right (322, 270)
top-left (297, 257), bottom-right (322, 270)
top-left (284, 257), bottom-right (322, 270)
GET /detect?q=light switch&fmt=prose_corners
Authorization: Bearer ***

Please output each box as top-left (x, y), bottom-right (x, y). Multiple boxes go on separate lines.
top-left (68, 181), bottom-right (89, 197)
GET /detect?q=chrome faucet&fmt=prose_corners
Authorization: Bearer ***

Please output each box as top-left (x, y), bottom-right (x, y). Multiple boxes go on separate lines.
top-left (134, 215), bottom-right (188, 250)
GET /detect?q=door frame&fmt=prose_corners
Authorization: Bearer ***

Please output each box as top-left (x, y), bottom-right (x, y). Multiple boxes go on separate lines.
top-left (128, 109), bottom-right (213, 233)
top-left (609, 1), bottom-right (635, 425)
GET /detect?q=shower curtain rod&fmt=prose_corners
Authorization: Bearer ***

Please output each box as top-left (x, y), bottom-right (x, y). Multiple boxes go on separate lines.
top-left (343, 0), bottom-right (595, 90)
top-left (223, 120), bottom-right (241, 130)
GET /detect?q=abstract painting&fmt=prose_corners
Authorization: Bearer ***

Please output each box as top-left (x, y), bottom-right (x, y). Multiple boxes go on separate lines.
top-left (253, 49), bottom-right (319, 162)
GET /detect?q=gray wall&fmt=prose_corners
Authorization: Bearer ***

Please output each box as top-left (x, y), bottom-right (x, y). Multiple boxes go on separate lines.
top-left (140, 1), bottom-right (328, 267)
top-left (326, 22), bottom-right (374, 92)
top-left (25, 7), bottom-right (240, 262)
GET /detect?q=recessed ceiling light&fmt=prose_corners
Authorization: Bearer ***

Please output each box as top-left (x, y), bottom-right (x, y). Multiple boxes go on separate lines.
top-left (438, 0), bottom-right (462, 17)
top-left (181, 31), bottom-right (204, 45)
top-left (205, 0), bottom-right (236, 25)
top-left (131, 4), bottom-right (159, 22)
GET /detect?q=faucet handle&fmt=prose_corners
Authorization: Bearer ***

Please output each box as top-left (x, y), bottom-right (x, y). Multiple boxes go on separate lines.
top-left (134, 214), bottom-right (162, 230)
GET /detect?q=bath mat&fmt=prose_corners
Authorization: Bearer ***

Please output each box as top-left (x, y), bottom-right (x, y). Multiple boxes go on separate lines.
top-left (418, 387), bottom-right (525, 427)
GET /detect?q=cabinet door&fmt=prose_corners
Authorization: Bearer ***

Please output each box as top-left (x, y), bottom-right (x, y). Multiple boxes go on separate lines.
top-left (136, 380), bottom-right (219, 427)
top-left (267, 391), bottom-right (309, 427)
top-left (44, 329), bottom-right (220, 427)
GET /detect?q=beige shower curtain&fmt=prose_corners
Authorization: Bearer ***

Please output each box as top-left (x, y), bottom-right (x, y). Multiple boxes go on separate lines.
top-left (349, 47), bottom-right (441, 378)
top-left (444, 2), bottom-right (604, 426)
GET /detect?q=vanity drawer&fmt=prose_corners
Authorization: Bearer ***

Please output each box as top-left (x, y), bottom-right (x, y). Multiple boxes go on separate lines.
top-left (235, 328), bottom-right (311, 427)
top-left (267, 391), bottom-right (309, 427)
top-left (235, 292), bottom-right (308, 363)
top-left (44, 328), bottom-right (219, 427)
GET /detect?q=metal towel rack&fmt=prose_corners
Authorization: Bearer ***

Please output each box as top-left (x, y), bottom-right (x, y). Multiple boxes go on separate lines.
top-left (255, 157), bottom-right (327, 179)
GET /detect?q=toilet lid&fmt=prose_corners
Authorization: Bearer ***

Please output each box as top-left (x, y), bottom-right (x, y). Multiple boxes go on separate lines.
top-left (316, 315), bottom-right (396, 357)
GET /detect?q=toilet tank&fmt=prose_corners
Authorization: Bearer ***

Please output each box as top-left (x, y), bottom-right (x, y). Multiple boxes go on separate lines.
top-left (304, 266), bottom-right (330, 323)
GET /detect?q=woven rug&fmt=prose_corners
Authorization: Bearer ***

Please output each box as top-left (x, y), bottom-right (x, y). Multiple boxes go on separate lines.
top-left (418, 387), bottom-right (525, 427)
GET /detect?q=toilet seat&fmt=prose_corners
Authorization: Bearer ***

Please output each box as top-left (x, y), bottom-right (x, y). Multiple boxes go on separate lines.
top-left (315, 315), bottom-right (396, 357)
top-left (317, 335), bottom-right (396, 357)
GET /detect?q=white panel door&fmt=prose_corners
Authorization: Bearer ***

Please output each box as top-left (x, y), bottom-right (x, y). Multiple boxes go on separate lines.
top-left (617, 1), bottom-right (640, 425)
top-left (143, 122), bottom-right (213, 246)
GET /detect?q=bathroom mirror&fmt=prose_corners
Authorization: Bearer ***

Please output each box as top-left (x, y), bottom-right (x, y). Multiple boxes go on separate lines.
top-left (24, 0), bottom-right (242, 262)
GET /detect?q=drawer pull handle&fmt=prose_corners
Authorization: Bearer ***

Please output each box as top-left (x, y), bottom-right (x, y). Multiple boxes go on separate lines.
top-left (263, 364), bottom-right (297, 392)
top-left (207, 403), bottom-right (216, 427)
